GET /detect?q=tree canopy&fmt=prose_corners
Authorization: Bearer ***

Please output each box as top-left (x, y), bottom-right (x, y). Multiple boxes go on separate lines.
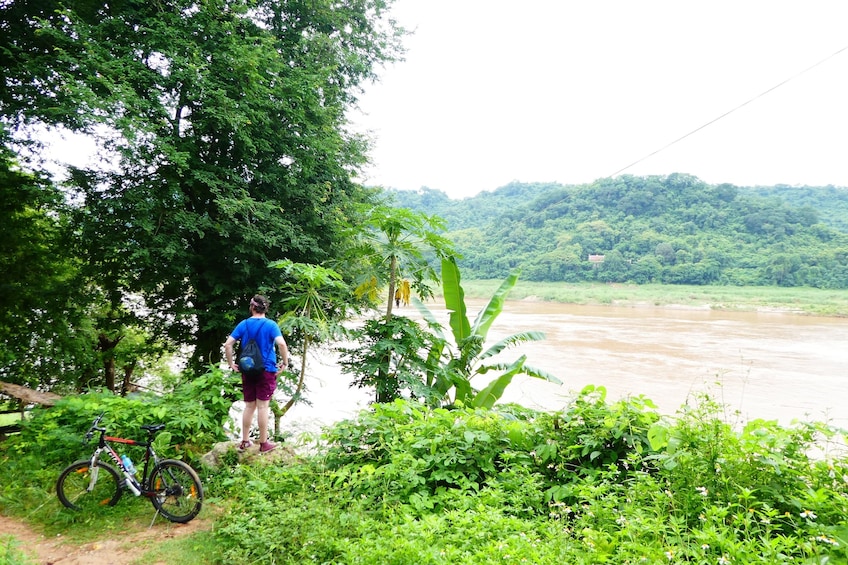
top-left (0, 0), bottom-right (405, 386)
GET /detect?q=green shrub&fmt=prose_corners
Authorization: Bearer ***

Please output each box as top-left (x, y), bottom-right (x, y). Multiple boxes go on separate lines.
top-left (0, 366), bottom-right (239, 525)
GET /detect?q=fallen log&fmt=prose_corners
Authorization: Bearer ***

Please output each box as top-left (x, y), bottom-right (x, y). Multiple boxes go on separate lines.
top-left (0, 381), bottom-right (62, 407)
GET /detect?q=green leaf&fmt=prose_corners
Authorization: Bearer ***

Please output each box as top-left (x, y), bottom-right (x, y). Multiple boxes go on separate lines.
top-left (471, 356), bottom-right (526, 409)
top-left (441, 256), bottom-right (470, 343)
top-left (647, 423), bottom-right (669, 451)
top-left (470, 268), bottom-right (520, 340)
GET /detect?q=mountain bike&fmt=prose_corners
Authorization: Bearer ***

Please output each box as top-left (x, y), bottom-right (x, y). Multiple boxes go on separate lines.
top-left (56, 414), bottom-right (203, 523)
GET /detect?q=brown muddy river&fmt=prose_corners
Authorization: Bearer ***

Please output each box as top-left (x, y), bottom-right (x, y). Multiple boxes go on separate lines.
top-left (283, 299), bottom-right (848, 434)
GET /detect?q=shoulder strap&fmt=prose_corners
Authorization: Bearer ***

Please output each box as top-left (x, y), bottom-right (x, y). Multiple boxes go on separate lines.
top-left (244, 318), bottom-right (270, 342)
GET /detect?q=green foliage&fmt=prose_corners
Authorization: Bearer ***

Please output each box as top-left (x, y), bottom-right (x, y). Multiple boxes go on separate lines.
top-left (416, 257), bottom-right (561, 408)
top-left (208, 394), bottom-right (848, 563)
top-left (392, 177), bottom-right (848, 289)
top-left (0, 144), bottom-right (99, 389)
top-left (0, 535), bottom-right (32, 565)
top-left (4, 366), bottom-right (237, 471)
top-left (0, 368), bottom-right (236, 538)
top-left (4, 384), bottom-right (847, 563)
top-left (339, 316), bottom-right (445, 404)
top-left (269, 260), bottom-right (352, 418)
top-left (345, 204), bottom-right (454, 319)
top-left (1, 0), bottom-right (407, 379)
top-left (532, 385), bottom-right (662, 500)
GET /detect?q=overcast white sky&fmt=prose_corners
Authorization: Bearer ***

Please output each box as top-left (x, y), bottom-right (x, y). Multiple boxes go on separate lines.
top-left (351, 1), bottom-right (848, 199)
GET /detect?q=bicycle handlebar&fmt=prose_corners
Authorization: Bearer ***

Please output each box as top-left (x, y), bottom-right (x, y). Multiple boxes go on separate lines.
top-left (83, 413), bottom-right (105, 444)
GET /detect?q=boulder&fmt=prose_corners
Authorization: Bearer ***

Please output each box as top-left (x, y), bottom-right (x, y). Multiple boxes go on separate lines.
top-left (201, 440), bottom-right (299, 470)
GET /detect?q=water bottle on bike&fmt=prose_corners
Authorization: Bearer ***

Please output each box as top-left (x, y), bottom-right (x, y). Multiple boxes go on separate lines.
top-left (120, 454), bottom-right (142, 495)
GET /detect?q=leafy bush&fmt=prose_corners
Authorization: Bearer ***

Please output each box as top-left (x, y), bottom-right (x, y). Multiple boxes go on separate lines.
top-left (532, 385), bottom-right (661, 501)
top-left (0, 366), bottom-right (239, 522)
top-left (9, 366), bottom-right (238, 466)
top-left (212, 393), bottom-right (848, 564)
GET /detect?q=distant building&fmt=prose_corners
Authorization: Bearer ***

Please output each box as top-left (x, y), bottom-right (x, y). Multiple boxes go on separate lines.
top-left (588, 254), bottom-right (605, 264)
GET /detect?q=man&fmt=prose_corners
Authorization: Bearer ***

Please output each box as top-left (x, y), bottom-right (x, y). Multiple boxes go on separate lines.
top-left (224, 294), bottom-right (289, 453)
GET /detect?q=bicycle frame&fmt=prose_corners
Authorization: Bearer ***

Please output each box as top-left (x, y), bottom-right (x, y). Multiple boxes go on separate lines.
top-left (87, 420), bottom-right (163, 498)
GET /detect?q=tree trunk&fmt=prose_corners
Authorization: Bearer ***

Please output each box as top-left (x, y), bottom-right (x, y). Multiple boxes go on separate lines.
top-left (278, 333), bottom-right (310, 418)
top-left (97, 333), bottom-right (122, 392)
top-left (191, 326), bottom-right (226, 376)
top-left (121, 361), bottom-right (137, 396)
top-left (385, 255), bottom-right (397, 321)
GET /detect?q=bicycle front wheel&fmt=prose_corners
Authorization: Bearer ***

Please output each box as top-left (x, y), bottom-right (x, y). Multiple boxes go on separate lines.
top-left (148, 459), bottom-right (203, 523)
top-left (56, 459), bottom-right (123, 511)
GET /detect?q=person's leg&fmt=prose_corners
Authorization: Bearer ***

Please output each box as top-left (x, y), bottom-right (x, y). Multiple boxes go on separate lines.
top-left (242, 400), bottom-right (257, 442)
top-left (256, 371), bottom-right (278, 452)
top-left (256, 399), bottom-right (270, 444)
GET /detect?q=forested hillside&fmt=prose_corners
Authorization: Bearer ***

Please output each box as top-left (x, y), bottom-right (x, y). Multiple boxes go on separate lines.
top-left (389, 174), bottom-right (848, 288)
top-left (748, 185), bottom-right (848, 233)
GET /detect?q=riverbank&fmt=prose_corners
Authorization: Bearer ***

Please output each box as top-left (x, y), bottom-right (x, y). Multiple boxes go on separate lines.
top-left (457, 281), bottom-right (848, 317)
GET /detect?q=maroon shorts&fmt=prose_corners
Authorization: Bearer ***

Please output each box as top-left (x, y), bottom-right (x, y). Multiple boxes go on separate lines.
top-left (242, 371), bottom-right (277, 402)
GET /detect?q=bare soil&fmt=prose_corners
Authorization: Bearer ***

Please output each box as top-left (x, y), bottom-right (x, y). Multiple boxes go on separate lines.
top-left (0, 513), bottom-right (211, 565)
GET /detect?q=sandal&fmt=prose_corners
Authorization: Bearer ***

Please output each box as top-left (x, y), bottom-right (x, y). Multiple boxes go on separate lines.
top-left (238, 440), bottom-right (253, 451)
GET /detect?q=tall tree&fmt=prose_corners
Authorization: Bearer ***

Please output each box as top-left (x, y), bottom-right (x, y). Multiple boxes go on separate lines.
top-left (1, 0), bottom-right (405, 376)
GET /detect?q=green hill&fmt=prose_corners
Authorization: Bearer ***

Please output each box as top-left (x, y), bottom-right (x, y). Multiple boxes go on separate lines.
top-left (387, 174), bottom-right (848, 289)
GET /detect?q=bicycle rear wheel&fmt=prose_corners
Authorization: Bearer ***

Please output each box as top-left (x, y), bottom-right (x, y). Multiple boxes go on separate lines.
top-left (148, 459), bottom-right (203, 523)
top-left (56, 459), bottom-right (123, 511)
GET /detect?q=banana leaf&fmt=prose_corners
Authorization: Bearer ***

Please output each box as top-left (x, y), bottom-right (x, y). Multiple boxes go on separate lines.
top-left (412, 297), bottom-right (446, 341)
top-left (471, 356), bottom-right (526, 409)
top-left (441, 257), bottom-right (470, 343)
top-left (479, 331), bottom-right (546, 361)
top-left (470, 268), bottom-right (520, 341)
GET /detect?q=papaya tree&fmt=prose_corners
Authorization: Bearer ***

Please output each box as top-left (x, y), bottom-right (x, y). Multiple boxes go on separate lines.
top-left (349, 205), bottom-right (454, 321)
top-left (267, 260), bottom-right (350, 433)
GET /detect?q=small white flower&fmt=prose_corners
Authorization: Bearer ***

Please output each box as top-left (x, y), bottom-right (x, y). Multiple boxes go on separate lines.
top-left (800, 509), bottom-right (817, 520)
top-left (718, 555), bottom-right (731, 565)
top-left (664, 550), bottom-right (674, 560)
top-left (701, 544), bottom-right (710, 550)
top-left (696, 486), bottom-right (709, 497)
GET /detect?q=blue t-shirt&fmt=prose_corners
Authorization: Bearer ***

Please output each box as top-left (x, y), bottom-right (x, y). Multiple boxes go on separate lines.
top-left (231, 317), bottom-right (282, 373)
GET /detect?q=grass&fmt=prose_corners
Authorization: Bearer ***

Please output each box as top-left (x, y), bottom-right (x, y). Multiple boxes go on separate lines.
top-left (456, 280), bottom-right (848, 316)
top-left (134, 529), bottom-right (222, 565)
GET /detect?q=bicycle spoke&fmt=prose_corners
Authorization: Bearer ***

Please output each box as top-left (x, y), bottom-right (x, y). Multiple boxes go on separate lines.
top-left (148, 460), bottom-right (203, 523)
top-left (56, 461), bottom-right (123, 511)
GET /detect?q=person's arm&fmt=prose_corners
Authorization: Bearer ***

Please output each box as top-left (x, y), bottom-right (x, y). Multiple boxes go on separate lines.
top-left (275, 335), bottom-right (289, 370)
top-left (224, 336), bottom-right (239, 372)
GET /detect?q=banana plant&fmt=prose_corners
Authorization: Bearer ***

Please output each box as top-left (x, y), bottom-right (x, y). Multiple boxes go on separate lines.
top-left (415, 257), bottom-right (561, 409)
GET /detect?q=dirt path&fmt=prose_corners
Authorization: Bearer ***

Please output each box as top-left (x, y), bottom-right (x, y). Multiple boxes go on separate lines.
top-left (0, 514), bottom-right (211, 565)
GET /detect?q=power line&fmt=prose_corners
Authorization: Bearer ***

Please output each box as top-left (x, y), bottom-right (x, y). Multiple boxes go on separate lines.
top-left (611, 43), bottom-right (848, 178)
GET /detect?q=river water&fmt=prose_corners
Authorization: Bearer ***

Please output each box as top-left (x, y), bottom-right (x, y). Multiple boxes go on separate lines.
top-left (281, 299), bottom-right (848, 435)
